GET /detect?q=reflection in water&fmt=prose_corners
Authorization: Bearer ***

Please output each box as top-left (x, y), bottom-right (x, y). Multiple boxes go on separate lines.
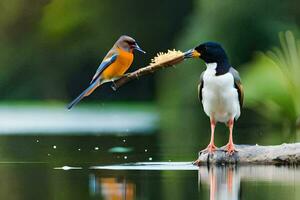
top-left (198, 165), bottom-right (300, 200)
top-left (199, 166), bottom-right (240, 200)
top-left (90, 174), bottom-right (135, 200)
top-left (90, 163), bottom-right (300, 200)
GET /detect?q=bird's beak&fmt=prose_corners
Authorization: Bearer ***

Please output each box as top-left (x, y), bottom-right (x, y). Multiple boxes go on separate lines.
top-left (184, 49), bottom-right (201, 58)
top-left (133, 43), bottom-right (146, 54)
top-left (192, 49), bottom-right (201, 58)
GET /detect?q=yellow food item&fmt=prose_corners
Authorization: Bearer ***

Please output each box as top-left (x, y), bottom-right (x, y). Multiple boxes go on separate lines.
top-left (150, 49), bottom-right (184, 66)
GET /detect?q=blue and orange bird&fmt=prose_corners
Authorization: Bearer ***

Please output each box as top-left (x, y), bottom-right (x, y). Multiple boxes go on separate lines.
top-left (67, 35), bottom-right (145, 110)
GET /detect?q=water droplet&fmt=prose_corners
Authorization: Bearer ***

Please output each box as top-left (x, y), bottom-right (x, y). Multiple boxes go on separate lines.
top-left (53, 145), bottom-right (57, 149)
top-left (123, 139), bottom-right (126, 143)
top-left (78, 148), bottom-right (81, 151)
top-left (48, 153), bottom-right (51, 156)
top-left (36, 140), bottom-right (39, 143)
top-left (124, 156), bottom-right (127, 159)
top-left (144, 149), bottom-right (148, 152)
top-left (94, 147), bottom-right (99, 151)
top-left (148, 157), bottom-right (152, 161)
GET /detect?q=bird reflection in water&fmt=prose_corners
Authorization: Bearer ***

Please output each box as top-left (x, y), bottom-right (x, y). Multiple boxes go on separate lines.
top-left (89, 164), bottom-right (298, 200)
top-left (199, 166), bottom-right (240, 200)
top-left (90, 175), bottom-right (135, 200)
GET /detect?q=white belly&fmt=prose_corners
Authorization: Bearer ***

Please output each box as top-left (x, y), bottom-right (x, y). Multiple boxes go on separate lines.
top-left (201, 66), bottom-right (240, 123)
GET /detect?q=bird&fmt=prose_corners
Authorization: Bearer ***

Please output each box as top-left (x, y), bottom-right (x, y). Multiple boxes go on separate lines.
top-left (67, 35), bottom-right (146, 110)
top-left (190, 42), bottom-right (244, 158)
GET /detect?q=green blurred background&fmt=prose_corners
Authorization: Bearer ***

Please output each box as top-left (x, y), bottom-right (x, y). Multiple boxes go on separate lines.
top-left (0, 0), bottom-right (300, 157)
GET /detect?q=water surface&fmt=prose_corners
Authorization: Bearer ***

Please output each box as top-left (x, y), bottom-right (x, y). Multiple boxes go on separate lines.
top-left (0, 135), bottom-right (298, 200)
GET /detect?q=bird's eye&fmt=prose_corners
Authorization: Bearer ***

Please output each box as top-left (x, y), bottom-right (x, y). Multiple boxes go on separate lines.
top-left (126, 40), bottom-right (135, 45)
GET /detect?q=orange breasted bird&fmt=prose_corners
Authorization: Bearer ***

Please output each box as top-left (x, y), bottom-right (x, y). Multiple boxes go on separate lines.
top-left (67, 35), bottom-right (146, 110)
top-left (188, 42), bottom-right (244, 158)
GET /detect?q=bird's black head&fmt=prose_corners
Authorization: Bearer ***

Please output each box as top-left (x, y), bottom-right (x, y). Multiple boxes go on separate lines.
top-left (194, 42), bottom-right (228, 64)
top-left (193, 42), bottom-right (230, 75)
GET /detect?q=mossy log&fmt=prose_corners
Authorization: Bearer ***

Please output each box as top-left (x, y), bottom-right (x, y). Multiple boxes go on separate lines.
top-left (194, 143), bottom-right (300, 165)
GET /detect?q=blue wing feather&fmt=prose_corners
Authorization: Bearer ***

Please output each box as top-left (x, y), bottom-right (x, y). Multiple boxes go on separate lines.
top-left (67, 51), bottom-right (118, 110)
top-left (90, 54), bottom-right (118, 84)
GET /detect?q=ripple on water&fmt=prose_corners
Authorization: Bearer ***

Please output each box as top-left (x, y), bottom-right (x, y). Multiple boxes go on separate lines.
top-left (90, 162), bottom-right (197, 170)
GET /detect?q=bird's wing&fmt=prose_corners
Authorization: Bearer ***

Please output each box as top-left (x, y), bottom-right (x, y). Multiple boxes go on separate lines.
top-left (197, 71), bottom-right (205, 102)
top-left (90, 50), bottom-right (118, 84)
top-left (229, 67), bottom-right (244, 108)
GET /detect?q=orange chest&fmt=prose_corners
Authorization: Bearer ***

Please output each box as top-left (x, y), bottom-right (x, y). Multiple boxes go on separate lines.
top-left (102, 48), bottom-right (134, 79)
top-left (116, 48), bottom-right (134, 67)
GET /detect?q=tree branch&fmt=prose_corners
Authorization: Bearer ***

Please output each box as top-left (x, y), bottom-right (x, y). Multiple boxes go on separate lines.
top-left (111, 49), bottom-right (193, 91)
top-left (194, 143), bottom-right (300, 165)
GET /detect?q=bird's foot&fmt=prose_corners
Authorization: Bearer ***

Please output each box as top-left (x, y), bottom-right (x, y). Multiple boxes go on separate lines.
top-left (224, 143), bottom-right (237, 155)
top-left (192, 159), bottom-right (201, 166)
top-left (200, 143), bottom-right (218, 155)
top-left (193, 144), bottom-right (218, 166)
top-left (111, 81), bottom-right (118, 91)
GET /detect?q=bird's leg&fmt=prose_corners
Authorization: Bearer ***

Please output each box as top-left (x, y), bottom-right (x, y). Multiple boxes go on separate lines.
top-left (225, 118), bottom-right (237, 155)
top-left (111, 76), bottom-right (123, 90)
top-left (111, 80), bottom-right (118, 91)
top-left (193, 118), bottom-right (217, 165)
top-left (110, 75), bottom-right (131, 91)
top-left (201, 118), bottom-right (217, 154)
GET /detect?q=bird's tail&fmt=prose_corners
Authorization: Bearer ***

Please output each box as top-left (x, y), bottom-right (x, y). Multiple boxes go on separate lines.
top-left (67, 81), bottom-right (99, 110)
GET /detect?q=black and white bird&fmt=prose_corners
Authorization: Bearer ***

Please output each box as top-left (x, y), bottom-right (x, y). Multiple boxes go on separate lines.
top-left (190, 42), bottom-right (244, 159)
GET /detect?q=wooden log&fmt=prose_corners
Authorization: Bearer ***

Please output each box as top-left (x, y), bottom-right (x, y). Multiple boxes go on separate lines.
top-left (194, 143), bottom-right (300, 165)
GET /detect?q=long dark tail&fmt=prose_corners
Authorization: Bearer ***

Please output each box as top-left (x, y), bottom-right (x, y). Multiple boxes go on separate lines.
top-left (67, 81), bottom-right (99, 110)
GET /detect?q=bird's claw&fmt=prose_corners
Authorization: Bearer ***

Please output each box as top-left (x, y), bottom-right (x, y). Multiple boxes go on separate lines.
top-left (192, 159), bottom-right (201, 166)
top-left (111, 81), bottom-right (118, 91)
top-left (200, 143), bottom-right (218, 155)
top-left (222, 143), bottom-right (238, 155)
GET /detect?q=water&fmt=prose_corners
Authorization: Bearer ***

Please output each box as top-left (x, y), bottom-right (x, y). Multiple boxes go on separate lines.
top-left (88, 164), bottom-right (299, 200)
top-left (0, 135), bottom-right (299, 200)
